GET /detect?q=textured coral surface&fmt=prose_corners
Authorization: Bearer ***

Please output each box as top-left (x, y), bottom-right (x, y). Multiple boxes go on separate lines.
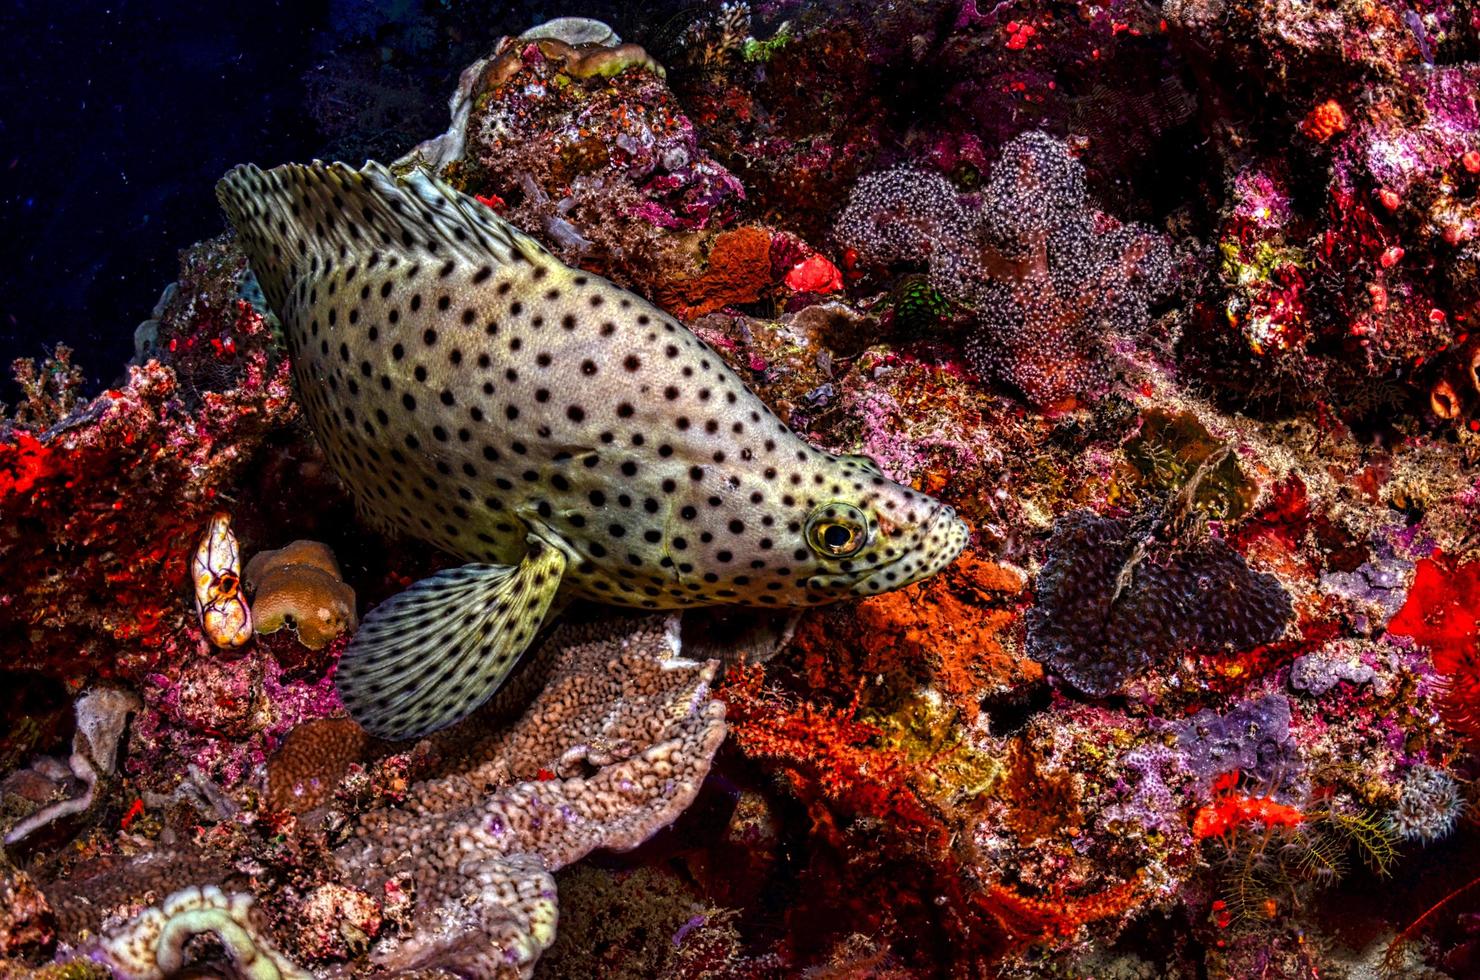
top-left (5, 3), bottom-right (1480, 978)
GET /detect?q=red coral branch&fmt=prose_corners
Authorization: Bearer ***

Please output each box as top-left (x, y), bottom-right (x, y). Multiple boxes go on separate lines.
top-left (718, 663), bottom-right (950, 851)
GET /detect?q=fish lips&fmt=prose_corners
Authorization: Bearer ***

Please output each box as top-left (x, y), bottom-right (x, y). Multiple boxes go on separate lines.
top-left (806, 505), bottom-right (971, 598)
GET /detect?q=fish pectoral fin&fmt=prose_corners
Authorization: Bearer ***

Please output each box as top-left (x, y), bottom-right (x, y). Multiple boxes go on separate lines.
top-left (334, 536), bottom-right (567, 741)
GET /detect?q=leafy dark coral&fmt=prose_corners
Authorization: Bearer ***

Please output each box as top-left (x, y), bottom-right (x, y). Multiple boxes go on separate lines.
top-left (1025, 508), bottom-right (1293, 697)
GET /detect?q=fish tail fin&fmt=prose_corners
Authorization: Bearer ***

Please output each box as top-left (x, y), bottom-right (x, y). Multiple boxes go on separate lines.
top-left (334, 537), bottom-right (567, 740)
top-left (216, 160), bottom-right (550, 312)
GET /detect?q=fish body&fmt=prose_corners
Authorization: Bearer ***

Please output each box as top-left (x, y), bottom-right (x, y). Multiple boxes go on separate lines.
top-left (218, 161), bottom-right (968, 738)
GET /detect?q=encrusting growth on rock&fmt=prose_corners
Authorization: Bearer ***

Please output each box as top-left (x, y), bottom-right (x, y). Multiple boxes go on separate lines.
top-left (36, 617), bottom-right (726, 979)
top-left (90, 886), bottom-right (307, 980)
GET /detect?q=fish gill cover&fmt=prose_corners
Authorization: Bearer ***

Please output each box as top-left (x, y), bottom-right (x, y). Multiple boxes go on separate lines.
top-left (1, 3), bottom-right (1480, 978)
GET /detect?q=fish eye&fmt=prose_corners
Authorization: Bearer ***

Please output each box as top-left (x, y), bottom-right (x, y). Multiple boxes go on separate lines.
top-left (805, 503), bottom-right (869, 558)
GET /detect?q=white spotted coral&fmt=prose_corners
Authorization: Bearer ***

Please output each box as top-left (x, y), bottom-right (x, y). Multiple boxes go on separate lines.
top-left (834, 166), bottom-right (975, 269)
top-left (835, 131), bottom-right (1175, 408)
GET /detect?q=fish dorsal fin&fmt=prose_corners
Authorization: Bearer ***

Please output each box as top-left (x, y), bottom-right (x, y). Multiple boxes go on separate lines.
top-left (334, 536), bottom-right (567, 740)
top-left (215, 160), bottom-right (551, 313)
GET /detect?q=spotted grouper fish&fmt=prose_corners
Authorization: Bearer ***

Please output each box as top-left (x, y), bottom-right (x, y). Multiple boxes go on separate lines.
top-left (217, 160), bottom-right (969, 740)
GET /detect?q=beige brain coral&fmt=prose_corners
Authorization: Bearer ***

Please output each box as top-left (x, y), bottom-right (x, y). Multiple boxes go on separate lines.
top-left (244, 540), bottom-right (357, 650)
top-left (264, 716), bottom-right (370, 814)
top-left (35, 616), bottom-right (726, 980)
top-left (94, 885), bottom-right (307, 980)
top-left (341, 615), bottom-right (727, 975)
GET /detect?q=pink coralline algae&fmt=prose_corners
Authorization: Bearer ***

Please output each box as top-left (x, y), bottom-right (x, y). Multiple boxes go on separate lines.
top-left (836, 131), bottom-right (1174, 408)
top-left (128, 644), bottom-right (343, 793)
top-left (1322, 67), bottom-right (1480, 381)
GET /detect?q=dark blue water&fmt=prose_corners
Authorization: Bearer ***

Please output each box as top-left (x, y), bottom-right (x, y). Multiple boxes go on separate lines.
top-left (0, 0), bottom-right (666, 403)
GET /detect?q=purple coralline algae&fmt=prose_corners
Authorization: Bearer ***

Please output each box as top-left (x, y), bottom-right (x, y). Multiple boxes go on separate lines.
top-left (1175, 694), bottom-right (1298, 798)
top-left (1289, 642), bottom-right (1383, 697)
top-left (1319, 556), bottom-right (1414, 629)
top-left (1100, 743), bottom-right (1193, 841)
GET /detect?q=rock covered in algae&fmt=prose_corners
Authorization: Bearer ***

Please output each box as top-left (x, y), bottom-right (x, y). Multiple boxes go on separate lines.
top-left (35, 617), bottom-right (725, 979)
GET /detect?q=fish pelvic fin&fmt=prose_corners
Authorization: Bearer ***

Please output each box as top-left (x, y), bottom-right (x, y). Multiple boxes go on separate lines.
top-left (334, 536), bottom-right (567, 740)
top-left (215, 159), bottom-right (552, 313)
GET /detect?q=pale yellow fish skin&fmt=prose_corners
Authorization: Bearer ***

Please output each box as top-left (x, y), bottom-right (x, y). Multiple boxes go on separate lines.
top-left (218, 161), bottom-right (969, 613)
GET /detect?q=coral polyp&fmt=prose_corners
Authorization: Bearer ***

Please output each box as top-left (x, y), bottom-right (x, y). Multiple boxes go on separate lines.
top-left (1025, 504), bottom-right (1293, 697)
top-left (836, 131), bottom-right (1174, 408)
top-left (1390, 764), bottom-right (1466, 843)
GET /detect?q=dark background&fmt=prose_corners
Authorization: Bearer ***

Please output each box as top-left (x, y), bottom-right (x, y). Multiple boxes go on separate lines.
top-left (0, 0), bottom-right (684, 401)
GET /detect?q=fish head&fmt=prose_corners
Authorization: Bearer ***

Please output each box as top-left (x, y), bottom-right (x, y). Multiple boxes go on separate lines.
top-left (794, 455), bottom-right (970, 602)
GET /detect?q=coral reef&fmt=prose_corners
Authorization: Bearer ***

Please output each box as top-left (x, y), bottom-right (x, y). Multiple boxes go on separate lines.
top-left (91, 886), bottom-right (306, 980)
top-left (7, 2), bottom-right (1480, 975)
top-left (20, 618), bottom-right (723, 978)
top-left (403, 21), bottom-right (747, 304)
top-left (262, 717), bottom-right (369, 815)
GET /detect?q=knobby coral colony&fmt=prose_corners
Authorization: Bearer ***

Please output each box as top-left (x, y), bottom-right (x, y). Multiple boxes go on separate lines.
top-left (5, 3), bottom-right (1480, 977)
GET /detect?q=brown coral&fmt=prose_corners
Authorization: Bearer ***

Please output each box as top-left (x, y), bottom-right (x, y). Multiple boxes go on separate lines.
top-left (264, 717), bottom-right (369, 814)
top-left (244, 540), bottom-right (357, 650)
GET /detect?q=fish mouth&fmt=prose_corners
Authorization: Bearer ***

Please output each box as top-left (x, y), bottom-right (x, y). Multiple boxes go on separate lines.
top-left (808, 503), bottom-right (971, 598)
